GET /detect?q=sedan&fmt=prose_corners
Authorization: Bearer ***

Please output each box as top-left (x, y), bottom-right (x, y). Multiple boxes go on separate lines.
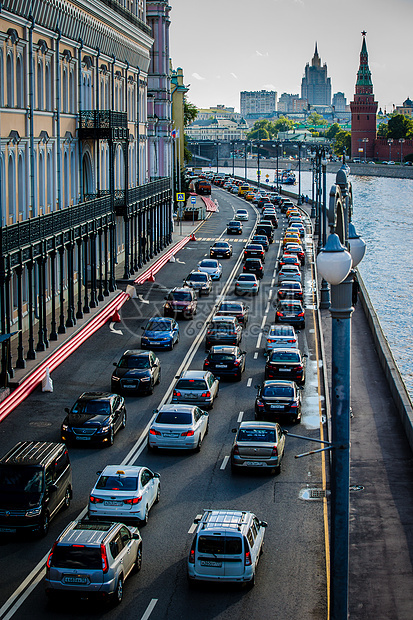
top-left (243, 258), bottom-right (264, 279)
top-left (88, 465), bottom-right (160, 525)
top-left (227, 221), bottom-right (243, 235)
top-left (210, 241), bottom-right (233, 258)
top-left (235, 209), bottom-right (249, 221)
top-left (230, 421), bottom-right (286, 474)
top-left (215, 300), bottom-right (249, 325)
top-left (111, 349), bottom-right (160, 395)
top-left (252, 235), bottom-right (269, 251)
top-left (265, 348), bottom-right (306, 383)
top-left (172, 370), bottom-right (219, 410)
top-left (284, 243), bottom-right (305, 265)
top-left (141, 317), bottom-right (179, 350)
top-left (183, 271), bottom-right (212, 296)
top-left (243, 244), bottom-right (265, 262)
top-left (203, 345), bottom-right (246, 381)
top-left (231, 186), bottom-right (239, 194)
top-left (277, 265), bottom-right (302, 285)
top-left (255, 380), bottom-right (301, 423)
top-left (197, 259), bottom-right (222, 280)
top-left (148, 404), bottom-right (209, 452)
top-left (289, 222), bottom-right (305, 237)
top-left (235, 273), bottom-right (260, 296)
top-left (205, 316), bottom-right (243, 349)
top-left (278, 254), bottom-right (300, 270)
top-left (61, 392), bottom-right (126, 446)
top-left (277, 280), bottom-right (303, 301)
top-left (265, 324), bottom-right (298, 354)
top-left (275, 300), bottom-right (305, 329)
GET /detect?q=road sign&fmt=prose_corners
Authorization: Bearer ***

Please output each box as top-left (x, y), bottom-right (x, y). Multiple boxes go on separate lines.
top-left (266, 174), bottom-right (269, 178)
top-left (190, 196), bottom-right (196, 204)
top-left (176, 192), bottom-right (185, 201)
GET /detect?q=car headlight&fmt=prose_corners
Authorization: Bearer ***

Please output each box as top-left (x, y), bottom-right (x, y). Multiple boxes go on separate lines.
top-left (62, 424), bottom-right (69, 431)
top-left (25, 507), bottom-right (42, 517)
top-left (112, 375), bottom-right (120, 382)
top-left (97, 425), bottom-right (111, 433)
top-left (140, 377), bottom-right (150, 382)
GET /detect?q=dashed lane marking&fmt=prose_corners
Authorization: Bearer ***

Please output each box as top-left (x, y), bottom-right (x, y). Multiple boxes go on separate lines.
top-left (237, 411), bottom-right (244, 423)
top-left (141, 599), bottom-right (158, 620)
top-left (220, 456), bottom-right (230, 470)
top-left (247, 378), bottom-right (252, 387)
top-left (254, 352), bottom-right (258, 359)
top-left (256, 333), bottom-right (262, 348)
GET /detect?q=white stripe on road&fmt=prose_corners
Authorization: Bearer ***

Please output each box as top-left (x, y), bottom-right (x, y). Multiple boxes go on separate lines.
top-left (256, 333), bottom-right (262, 348)
top-left (220, 456), bottom-right (230, 470)
top-left (247, 378), bottom-right (252, 387)
top-left (188, 522), bottom-right (197, 534)
top-left (254, 352), bottom-right (258, 359)
top-left (141, 599), bottom-right (158, 620)
top-left (265, 302), bottom-right (271, 314)
top-left (271, 278), bottom-right (275, 287)
top-left (268, 289), bottom-right (273, 300)
top-left (260, 315), bottom-right (267, 329)
top-left (237, 411), bottom-right (244, 423)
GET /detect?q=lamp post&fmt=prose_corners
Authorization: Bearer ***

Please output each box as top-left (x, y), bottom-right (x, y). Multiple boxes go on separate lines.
top-left (310, 155), bottom-right (316, 218)
top-left (257, 142), bottom-right (261, 189)
top-left (297, 142), bottom-right (302, 204)
top-left (276, 141), bottom-right (280, 193)
top-left (319, 157), bottom-right (330, 308)
top-left (387, 138), bottom-right (393, 162)
top-left (216, 141), bottom-right (219, 174)
top-left (361, 137), bottom-right (369, 162)
top-left (399, 138), bottom-right (405, 164)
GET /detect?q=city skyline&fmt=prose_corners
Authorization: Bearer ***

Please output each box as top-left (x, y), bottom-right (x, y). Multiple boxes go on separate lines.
top-left (169, 0), bottom-right (412, 114)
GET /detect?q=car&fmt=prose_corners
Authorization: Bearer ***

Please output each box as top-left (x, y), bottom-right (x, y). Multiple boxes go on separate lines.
top-left (172, 370), bottom-right (219, 410)
top-left (210, 241), bottom-right (233, 258)
top-left (262, 210), bottom-right (278, 227)
top-left (203, 345), bottom-right (246, 381)
top-left (197, 258), bottom-right (222, 280)
top-left (227, 221), bottom-right (243, 235)
top-left (183, 270), bottom-right (212, 296)
top-left (163, 287), bottom-right (197, 319)
top-left (289, 222), bottom-right (305, 237)
top-left (231, 186), bottom-right (239, 194)
top-left (45, 519), bottom-right (142, 605)
top-left (187, 509), bottom-right (267, 587)
top-left (278, 253), bottom-right (300, 269)
top-left (255, 380), bottom-right (301, 423)
top-left (252, 234), bottom-right (269, 251)
top-left (243, 243), bottom-right (265, 262)
top-left (235, 209), bottom-right (249, 221)
top-left (277, 280), bottom-right (303, 301)
top-left (252, 193), bottom-right (262, 204)
top-left (277, 265), bottom-right (302, 284)
top-left (283, 233), bottom-right (301, 247)
top-left (260, 218), bottom-right (275, 230)
top-left (215, 300), bottom-right (249, 325)
top-left (387, 160), bottom-right (395, 165)
top-left (245, 192), bottom-right (255, 201)
top-left (205, 315), bottom-right (243, 349)
top-left (265, 348), bottom-right (306, 383)
top-left (235, 273), bottom-right (260, 295)
top-left (88, 465), bottom-right (160, 525)
top-left (148, 404), bottom-right (209, 452)
top-left (257, 197), bottom-right (271, 209)
top-left (61, 392), bottom-right (127, 447)
top-left (0, 442), bottom-right (72, 537)
top-left (111, 350), bottom-right (161, 395)
top-left (230, 421), bottom-right (286, 474)
top-left (284, 243), bottom-right (305, 265)
top-left (141, 317), bottom-right (179, 349)
top-left (243, 258), bottom-right (264, 279)
top-left (275, 300), bottom-right (305, 329)
top-left (255, 223), bottom-right (274, 242)
top-left (264, 324), bottom-right (298, 354)
top-left (238, 184), bottom-right (250, 197)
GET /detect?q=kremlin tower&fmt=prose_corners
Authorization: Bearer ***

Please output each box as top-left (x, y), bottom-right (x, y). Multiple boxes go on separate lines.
top-left (350, 32), bottom-right (378, 159)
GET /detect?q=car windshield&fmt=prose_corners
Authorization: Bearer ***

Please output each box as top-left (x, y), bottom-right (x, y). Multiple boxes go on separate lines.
top-left (199, 260), bottom-right (217, 268)
top-left (214, 243), bottom-right (228, 248)
top-left (0, 465), bottom-right (44, 493)
top-left (198, 535), bottom-right (242, 555)
top-left (50, 545), bottom-right (102, 569)
top-left (238, 428), bottom-right (276, 442)
top-left (262, 385), bottom-right (294, 397)
top-left (280, 282), bottom-right (300, 289)
top-left (280, 303), bottom-right (302, 311)
top-left (118, 356), bottom-right (150, 369)
top-left (175, 379), bottom-right (207, 390)
top-left (72, 400), bottom-right (111, 415)
top-left (210, 353), bottom-right (236, 362)
top-left (146, 320), bottom-right (173, 331)
top-left (168, 292), bottom-right (192, 301)
top-left (188, 273), bottom-right (207, 282)
top-left (155, 411), bottom-right (193, 425)
top-left (270, 351), bottom-right (300, 362)
top-left (238, 275), bottom-right (255, 281)
top-left (96, 475), bottom-right (138, 491)
top-left (228, 222), bottom-right (239, 226)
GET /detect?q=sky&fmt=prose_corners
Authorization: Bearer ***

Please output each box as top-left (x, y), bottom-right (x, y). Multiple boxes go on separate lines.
top-left (169, 0), bottom-right (412, 114)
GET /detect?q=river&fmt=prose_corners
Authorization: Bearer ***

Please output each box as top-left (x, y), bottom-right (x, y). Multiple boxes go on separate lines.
top-left (224, 167), bottom-right (413, 400)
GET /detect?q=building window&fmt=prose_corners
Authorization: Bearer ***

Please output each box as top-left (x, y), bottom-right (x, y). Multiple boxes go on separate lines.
top-left (47, 150), bottom-right (54, 210)
top-left (8, 152), bottom-right (16, 223)
top-left (0, 49), bottom-right (3, 106)
top-left (367, 115), bottom-right (369, 120)
top-left (7, 52), bottom-right (14, 107)
top-left (16, 56), bottom-right (24, 108)
top-left (39, 150), bottom-right (45, 212)
top-left (63, 66), bottom-right (68, 112)
top-left (18, 152), bottom-right (26, 219)
top-left (45, 63), bottom-right (52, 111)
top-left (69, 69), bottom-right (75, 112)
top-left (357, 115), bottom-right (360, 121)
top-left (37, 59), bottom-right (44, 109)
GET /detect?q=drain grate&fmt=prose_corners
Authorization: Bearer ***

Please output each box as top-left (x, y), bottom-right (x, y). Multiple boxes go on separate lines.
top-left (310, 489), bottom-right (327, 499)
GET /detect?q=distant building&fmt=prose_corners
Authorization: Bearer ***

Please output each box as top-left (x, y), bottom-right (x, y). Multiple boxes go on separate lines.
top-left (395, 97), bottom-right (413, 118)
top-left (278, 93), bottom-right (307, 114)
top-left (240, 90), bottom-right (277, 116)
top-left (301, 43), bottom-right (331, 105)
top-left (185, 117), bottom-right (247, 141)
top-left (332, 92), bottom-right (347, 112)
top-left (197, 105), bottom-right (242, 122)
top-left (171, 66), bottom-right (189, 174)
top-left (350, 33), bottom-right (378, 159)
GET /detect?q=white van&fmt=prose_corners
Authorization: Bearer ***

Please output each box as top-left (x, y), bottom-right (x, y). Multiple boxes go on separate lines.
top-left (187, 509), bottom-right (267, 587)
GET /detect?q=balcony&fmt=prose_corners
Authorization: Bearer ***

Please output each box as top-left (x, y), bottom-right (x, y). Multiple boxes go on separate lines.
top-left (78, 111), bottom-right (129, 141)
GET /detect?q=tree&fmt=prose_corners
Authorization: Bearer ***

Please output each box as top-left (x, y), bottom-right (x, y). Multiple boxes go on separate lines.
top-left (333, 129), bottom-right (351, 156)
top-left (324, 123), bottom-right (341, 140)
top-left (183, 97), bottom-right (198, 127)
top-left (377, 114), bottom-right (413, 139)
top-left (247, 127), bottom-right (270, 140)
top-left (273, 116), bottom-right (294, 133)
top-left (307, 112), bottom-right (327, 127)
top-left (183, 135), bottom-right (192, 164)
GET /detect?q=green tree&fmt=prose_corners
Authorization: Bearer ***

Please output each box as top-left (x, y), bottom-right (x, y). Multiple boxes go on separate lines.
top-left (377, 122), bottom-right (389, 137)
top-left (387, 114), bottom-right (413, 139)
top-left (333, 129), bottom-right (351, 156)
top-left (183, 135), bottom-right (192, 164)
top-left (247, 127), bottom-right (270, 140)
top-left (183, 97), bottom-right (198, 126)
top-left (273, 116), bottom-right (294, 133)
top-left (307, 112), bottom-right (327, 127)
top-left (324, 123), bottom-right (341, 140)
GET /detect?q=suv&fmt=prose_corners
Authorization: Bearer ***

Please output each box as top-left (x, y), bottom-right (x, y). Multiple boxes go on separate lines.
top-left (183, 271), bottom-right (212, 296)
top-left (163, 287), bottom-right (197, 319)
top-left (205, 316), bottom-right (243, 350)
top-left (0, 441), bottom-right (72, 537)
top-left (187, 509), bottom-right (267, 587)
top-left (45, 520), bottom-right (142, 605)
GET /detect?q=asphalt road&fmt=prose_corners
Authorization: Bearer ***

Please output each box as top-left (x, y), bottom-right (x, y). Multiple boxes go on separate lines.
top-left (0, 189), bottom-right (328, 620)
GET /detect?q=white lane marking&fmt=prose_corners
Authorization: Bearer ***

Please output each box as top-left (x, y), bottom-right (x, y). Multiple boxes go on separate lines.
top-left (268, 289), bottom-right (273, 300)
top-left (265, 302), bottom-right (270, 314)
top-left (188, 522), bottom-right (197, 534)
top-left (220, 456), bottom-right (230, 470)
top-left (260, 315), bottom-right (267, 329)
top-left (237, 411), bottom-right (244, 423)
top-left (176, 258), bottom-right (186, 264)
top-left (138, 295), bottom-right (150, 304)
top-left (141, 599), bottom-right (158, 620)
top-left (256, 333), bottom-right (262, 348)
top-left (271, 278), bottom-right (275, 287)
top-left (247, 378), bottom-right (252, 387)
top-left (308, 328), bottom-right (315, 333)
top-left (254, 352), bottom-right (258, 359)
top-left (109, 322), bottom-right (123, 335)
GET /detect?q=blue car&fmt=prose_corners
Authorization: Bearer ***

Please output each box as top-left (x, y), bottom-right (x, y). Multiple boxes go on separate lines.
top-left (141, 317), bottom-right (179, 350)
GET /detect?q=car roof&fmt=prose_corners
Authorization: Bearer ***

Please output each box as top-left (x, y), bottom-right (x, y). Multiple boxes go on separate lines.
top-left (268, 324), bottom-right (296, 333)
top-left (179, 370), bottom-right (209, 380)
top-left (56, 520), bottom-right (120, 546)
top-left (158, 404), bottom-right (198, 413)
top-left (78, 392), bottom-right (114, 403)
top-left (197, 509), bottom-right (253, 533)
top-left (278, 280), bottom-right (302, 288)
top-left (170, 287), bottom-right (193, 293)
top-left (269, 347), bottom-right (301, 354)
top-left (209, 345), bottom-right (238, 354)
top-left (239, 420), bottom-right (278, 430)
top-left (263, 379), bottom-right (296, 388)
top-left (121, 349), bottom-right (150, 357)
top-left (211, 315), bottom-right (237, 323)
top-left (99, 465), bottom-right (144, 477)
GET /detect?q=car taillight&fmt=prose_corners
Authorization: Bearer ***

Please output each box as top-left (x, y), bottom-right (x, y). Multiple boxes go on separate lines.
top-left (276, 311), bottom-right (282, 317)
top-left (271, 445), bottom-right (278, 457)
top-left (298, 312), bottom-right (304, 317)
top-left (287, 339), bottom-right (296, 343)
top-left (201, 391), bottom-right (211, 398)
top-left (291, 403), bottom-right (298, 409)
top-left (245, 550), bottom-right (252, 566)
top-left (293, 365), bottom-right (303, 371)
top-left (256, 400), bottom-right (264, 408)
top-left (207, 330), bottom-right (212, 334)
top-left (233, 360), bottom-right (240, 366)
top-left (46, 542), bottom-right (57, 568)
top-left (189, 540), bottom-right (196, 564)
top-left (123, 496), bottom-right (142, 504)
top-left (149, 428), bottom-right (161, 436)
top-left (204, 360), bottom-right (210, 366)
top-left (181, 430), bottom-right (195, 437)
top-left (101, 543), bottom-right (109, 573)
top-left (89, 495), bottom-right (104, 504)
top-left (233, 444), bottom-right (240, 455)
top-left (173, 390), bottom-right (181, 397)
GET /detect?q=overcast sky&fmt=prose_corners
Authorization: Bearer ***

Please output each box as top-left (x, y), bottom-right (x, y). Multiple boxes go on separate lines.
top-left (169, 0), bottom-right (412, 114)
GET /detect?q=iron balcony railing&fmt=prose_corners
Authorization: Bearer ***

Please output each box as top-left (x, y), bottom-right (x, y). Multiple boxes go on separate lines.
top-left (78, 111), bottom-right (129, 140)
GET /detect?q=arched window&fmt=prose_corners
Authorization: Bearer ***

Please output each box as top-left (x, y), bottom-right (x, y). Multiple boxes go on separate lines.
top-left (16, 56), bottom-right (23, 108)
top-left (7, 52), bottom-right (14, 107)
top-left (37, 59), bottom-right (44, 109)
top-left (69, 69), bottom-right (75, 112)
top-left (45, 63), bottom-right (51, 111)
top-left (64, 150), bottom-right (69, 206)
top-left (0, 50), bottom-right (4, 106)
top-left (70, 149), bottom-right (76, 203)
top-left (39, 150), bottom-right (45, 211)
top-left (18, 152), bottom-right (26, 219)
top-left (0, 154), bottom-right (6, 225)
top-left (47, 150), bottom-right (54, 210)
top-left (8, 152), bottom-right (16, 223)
top-left (62, 66), bottom-right (68, 112)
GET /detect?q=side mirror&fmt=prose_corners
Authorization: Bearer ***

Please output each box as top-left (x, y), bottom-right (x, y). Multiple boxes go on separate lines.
top-left (153, 472), bottom-right (161, 479)
top-left (303, 353), bottom-right (308, 358)
top-left (254, 384), bottom-right (260, 390)
top-left (232, 428), bottom-right (237, 433)
top-left (242, 351), bottom-right (247, 355)
top-left (113, 362), bottom-right (117, 367)
top-left (152, 409), bottom-right (158, 414)
top-left (96, 470), bottom-right (102, 475)
top-left (141, 326), bottom-right (145, 330)
top-left (64, 407), bottom-right (70, 414)
top-left (164, 296), bottom-right (168, 300)
top-left (132, 533), bottom-right (141, 540)
top-left (260, 520), bottom-right (268, 528)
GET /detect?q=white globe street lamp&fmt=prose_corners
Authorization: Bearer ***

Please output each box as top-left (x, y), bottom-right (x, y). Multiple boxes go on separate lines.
top-left (316, 233), bottom-right (352, 285)
top-left (348, 222), bottom-right (366, 267)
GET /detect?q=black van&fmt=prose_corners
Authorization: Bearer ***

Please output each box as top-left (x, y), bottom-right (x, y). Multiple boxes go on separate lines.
top-left (255, 224), bottom-right (274, 243)
top-left (0, 441), bottom-right (72, 537)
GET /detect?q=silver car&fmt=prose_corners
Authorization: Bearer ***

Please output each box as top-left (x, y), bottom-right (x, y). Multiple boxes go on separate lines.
top-left (277, 265), bottom-right (302, 284)
top-left (230, 421), bottom-right (286, 474)
top-left (148, 404), bottom-right (209, 451)
top-left (197, 259), bottom-right (222, 280)
top-left (235, 273), bottom-right (260, 296)
top-left (172, 370), bottom-right (219, 410)
top-left (265, 324), bottom-right (298, 354)
top-left (183, 271), bottom-right (212, 296)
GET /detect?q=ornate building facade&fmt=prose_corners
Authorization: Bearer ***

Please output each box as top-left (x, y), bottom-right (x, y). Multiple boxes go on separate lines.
top-left (350, 33), bottom-right (377, 159)
top-left (301, 44), bottom-right (331, 106)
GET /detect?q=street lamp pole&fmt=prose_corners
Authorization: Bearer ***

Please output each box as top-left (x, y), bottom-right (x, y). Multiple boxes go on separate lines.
top-left (216, 141), bottom-right (219, 174)
top-left (244, 140), bottom-right (248, 181)
top-left (310, 155), bottom-right (316, 218)
top-left (297, 142), bottom-right (302, 205)
top-left (276, 141), bottom-right (280, 193)
top-left (399, 138), bottom-right (405, 164)
top-left (362, 137), bottom-right (368, 162)
top-left (387, 138), bottom-right (393, 162)
top-left (319, 157), bottom-right (330, 308)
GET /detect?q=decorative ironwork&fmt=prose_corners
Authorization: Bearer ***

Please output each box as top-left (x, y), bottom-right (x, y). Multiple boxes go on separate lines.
top-left (78, 111), bottom-right (128, 141)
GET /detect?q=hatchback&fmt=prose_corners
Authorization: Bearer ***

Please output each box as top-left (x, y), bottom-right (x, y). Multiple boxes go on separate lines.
top-left (231, 421), bottom-right (286, 474)
top-left (197, 259), bottom-right (222, 280)
top-left (265, 324), bottom-right (298, 354)
top-left (172, 370), bottom-right (219, 410)
top-left (210, 241), bottom-right (233, 258)
top-left (243, 258), bottom-right (264, 279)
top-left (265, 348), bottom-right (306, 383)
top-left (235, 273), bottom-right (260, 295)
top-left (148, 405), bottom-right (209, 452)
top-left (227, 221), bottom-right (243, 235)
top-left (277, 265), bottom-right (302, 285)
top-left (88, 465), bottom-right (160, 525)
top-left (62, 393), bottom-right (126, 447)
top-left (255, 380), bottom-right (302, 423)
top-left (141, 317), bottom-right (179, 349)
top-left (111, 350), bottom-right (160, 395)
top-left (275, 300), bottom-right (305, 329)
top-left (205, 316), bottom-right (243, 349)
top-left (262, 211), bottom-right (278, 227)
top-left (203, 345), bottom-right (246, 381)
top-left (183, 271), bottom-right (212, 296)
top-left (277, 280), bottom-right (303, 301)
top-left (215, 300), bottom-right (249, 325)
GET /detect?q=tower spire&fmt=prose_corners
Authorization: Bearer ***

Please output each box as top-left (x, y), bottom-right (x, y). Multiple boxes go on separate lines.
top-left (356, 31), bottom-right (373, 93)
top-left (350, 31), bottom-right (377, 159)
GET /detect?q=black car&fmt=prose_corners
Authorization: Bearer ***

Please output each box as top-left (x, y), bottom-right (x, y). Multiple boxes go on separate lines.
top-left (280, 200), bottom-right (294, 214)
top-left (255, 224), bottom-right (274, 242)
top-left (243, 258), bottom-right (264, 279)
top-left (255, 380), bottom-right (302, 423)
top-left (275, 300), bottom-right (305, 329)
top-left (215, 300), bottom-right (249, 325)
top-left (203, 345), bottom-right (246, 381)
top-left (210, 241), bottom-right (233, 258)
top-left (252, 235), bottom-right (269, 251)
top-left (243, 244), bottom-right (265, 262)
top-left (62, 392), bottom-right (127, 446)
top-left (205, 316), bottom-right (243, 350)
top-left (111, 349), bottom-right (161, 395)
top-left (262, 211), bottom-right (278, 228)
top-left (227, 221), bottom-right (243, 235)
top-left (265, 348), bottom-right (306, 384)
top-left (277, 280), bottom-right (303, 301)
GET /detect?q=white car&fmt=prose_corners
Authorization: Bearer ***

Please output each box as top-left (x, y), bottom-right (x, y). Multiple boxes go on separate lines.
top-left (277, 265), bottom-right (302, 284)
top-left (197, 259), bottom-right (222, 280)
top-left (265, 324), bottom-right (298, 354)
top-left (235, 273), bottom-right (260, 296)
top-left (148, 404), bottom-right (209, 451)
top-left (235, 209), bottom-right (249, 221)
top-left (88, 465), bottom-right (160, 525)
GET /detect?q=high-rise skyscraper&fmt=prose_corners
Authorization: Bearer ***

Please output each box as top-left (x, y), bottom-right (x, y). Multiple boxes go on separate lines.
top-left (301, 44), bottom-right (331, 105)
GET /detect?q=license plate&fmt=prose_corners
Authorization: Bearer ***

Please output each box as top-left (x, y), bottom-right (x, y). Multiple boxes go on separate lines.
top-left (163, 433), bottom-right (179, 438)
top-left (0, 527), bottom-right (16, 533)
top-left (104, 500), bottom-right (122, 506)
top-left (149, 341), bottom-right (159, 346)
top-left (76, 436), bottom-right (91, 441)
top-left (244, 461), bottom-right (266, 467)
top-left (279, 368), bottom-right (290, 372)
top-left (63, 576), bottom-right (88, 585)
top-left (215, 364), bottom-right (227, 368)
top-left (200, 561), bottom-right (222, 567)
top-left (271, 404), bottom-right (284, 409)
top-left (123, 383), bottom-right (136, 388)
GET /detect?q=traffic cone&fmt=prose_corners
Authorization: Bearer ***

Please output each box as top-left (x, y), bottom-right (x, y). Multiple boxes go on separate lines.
top-left (112, 309), bottom-right (121, 322)
top-left (147, 271), bottom-right (156, 282)
top-left (169, 255), bottom-right (176, 263)
top-left (190, 233), bottom-right (197, 241)
top-left (42, 367), bottom-right (53, 393)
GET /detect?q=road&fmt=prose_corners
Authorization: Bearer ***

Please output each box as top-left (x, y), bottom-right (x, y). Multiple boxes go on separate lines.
top-left (0, 188), bottom-right (328, 620)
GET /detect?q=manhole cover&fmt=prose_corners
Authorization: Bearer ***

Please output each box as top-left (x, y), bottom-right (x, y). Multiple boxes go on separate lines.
top-left (29, 421), bottom-right (52, 428)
